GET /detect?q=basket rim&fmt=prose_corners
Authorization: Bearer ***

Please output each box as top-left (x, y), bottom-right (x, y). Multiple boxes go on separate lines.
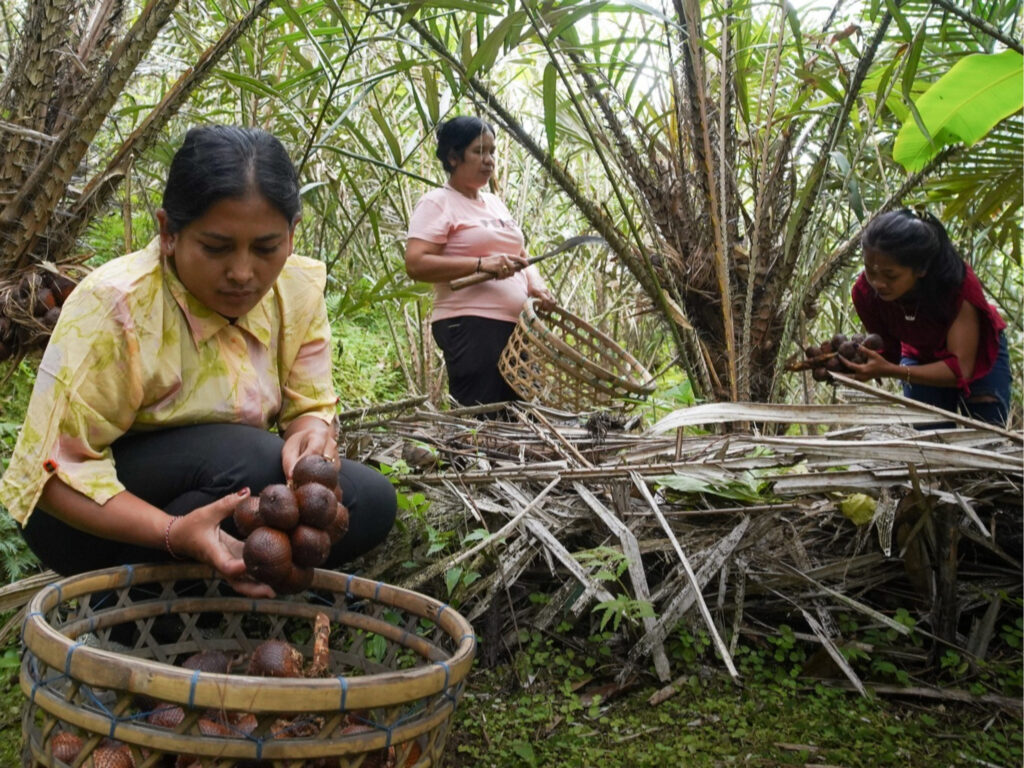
top-left (22, 562), bottom-right (476, 713)
top-left (516, 299), bottom-right (655, 396)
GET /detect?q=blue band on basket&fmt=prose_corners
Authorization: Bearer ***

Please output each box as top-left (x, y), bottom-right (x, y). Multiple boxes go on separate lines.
top-left (435, 604), bottom-right (448, 623)
top-left (64, 642), bottom-right (83, 677)
top-left (374, 581), bottom-right (382, 601)
top-left (338, 675), bottom-right (349, 711)
top-left (188, 669), bottom-right (200, 709)
top-left (435, 660), bottom-right (451, 689)
top-left (345, 574), bottom-right (355, 597)
top-left (255, 737), bottom-right (264, 760)
top-left (51, 584), bottom-right (63, 606)
top-left (28, 657), bottom-right (49, 704)
top-left (123, 563), bottom-right (135, 588)
top-left (82, 683), bottom-right (115, 719)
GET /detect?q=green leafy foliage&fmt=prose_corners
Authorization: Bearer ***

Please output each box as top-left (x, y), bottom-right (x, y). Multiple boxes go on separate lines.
top-left (655, 468), bottom-right (775, 503)
top-left (894, 50), bottom-right (1024, 171)
top-left (0, 360), bottom-right (42, 581)
top-left (447, 629), bottom-right (1023, 767)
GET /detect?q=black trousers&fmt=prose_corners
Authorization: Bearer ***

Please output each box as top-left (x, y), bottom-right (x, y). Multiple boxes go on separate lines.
top-left (21, 423), bottom-right (396, 576)
top-left (432, 315), bottom-right (519, 407)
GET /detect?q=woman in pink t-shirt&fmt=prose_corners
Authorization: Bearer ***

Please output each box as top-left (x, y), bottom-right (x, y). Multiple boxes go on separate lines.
top-left (405, 117), bottom-right (554, 410)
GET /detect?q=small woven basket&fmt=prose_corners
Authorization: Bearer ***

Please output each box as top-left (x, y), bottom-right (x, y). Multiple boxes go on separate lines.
top-left (499, 299), bottom-right (655, 411)
top-left (20, 562), bottom-right (475, 767)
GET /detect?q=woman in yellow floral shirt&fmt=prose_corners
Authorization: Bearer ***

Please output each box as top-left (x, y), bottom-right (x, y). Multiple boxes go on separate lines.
top-left (0, 126), bottom-right (395, 597)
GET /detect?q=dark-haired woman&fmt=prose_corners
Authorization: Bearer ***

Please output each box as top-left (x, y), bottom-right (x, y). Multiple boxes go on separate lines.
top-left (844, 209), bottom-right (1010, 426)
top-left (0, 126), bottom-right (396, 596)
top-left (404, 116), bottom-right (554, 409)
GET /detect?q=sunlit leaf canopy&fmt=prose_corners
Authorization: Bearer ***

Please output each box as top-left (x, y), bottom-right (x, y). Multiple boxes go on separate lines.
top-left (894, 50), bottom-right (1023, 171)
top-left (0, 0), bottom-right (1019, 406)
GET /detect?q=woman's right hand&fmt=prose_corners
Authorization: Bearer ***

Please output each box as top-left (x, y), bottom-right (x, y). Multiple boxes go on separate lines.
top-left (168, 489), bottom-right (275, 598)
top-left (840, 346), bottom-right (901, 382)
top-left (480, 253), bottom-right (529, 279)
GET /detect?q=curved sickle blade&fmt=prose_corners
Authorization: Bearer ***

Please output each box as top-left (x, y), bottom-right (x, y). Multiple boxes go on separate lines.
top-left (449, 235), bottom-right (607, 291)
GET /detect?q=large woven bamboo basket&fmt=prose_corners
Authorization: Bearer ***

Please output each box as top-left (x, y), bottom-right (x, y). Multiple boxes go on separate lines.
top-left (498, 299), bottom-right (655, 411)
top-left (20, 562), bottom-right (476, 767)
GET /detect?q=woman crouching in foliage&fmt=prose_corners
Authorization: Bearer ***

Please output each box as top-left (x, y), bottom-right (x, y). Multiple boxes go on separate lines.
top-left (0, 125), bottom-right (396, 596)
top-left (843, 209), bottom-right (1010, 426)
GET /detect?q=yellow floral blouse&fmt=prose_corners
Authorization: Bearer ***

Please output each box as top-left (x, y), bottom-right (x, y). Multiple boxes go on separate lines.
top-left (0, 238), bottom-right (338, 525)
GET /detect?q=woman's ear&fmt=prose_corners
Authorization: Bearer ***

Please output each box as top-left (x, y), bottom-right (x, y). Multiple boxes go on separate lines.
top-left (288, 214), bottom-right (302, 254)
top-left (156, 209), bottom-right (176, 255)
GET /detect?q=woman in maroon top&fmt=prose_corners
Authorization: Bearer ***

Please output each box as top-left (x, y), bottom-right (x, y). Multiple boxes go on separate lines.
top-left (844, 209), bottom-right (1010, 426)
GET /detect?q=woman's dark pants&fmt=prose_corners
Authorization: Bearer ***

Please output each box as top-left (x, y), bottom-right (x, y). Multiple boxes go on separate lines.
top-left (431, 315), bottom-right (519, 408)
top-left (21, 423), bottom-right (397, 576)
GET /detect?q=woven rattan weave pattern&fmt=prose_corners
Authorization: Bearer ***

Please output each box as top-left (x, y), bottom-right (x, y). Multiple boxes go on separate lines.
top-left (499, 299), bottom-right (655, 411)
top-left (20, 563), bottom-right (475, 767)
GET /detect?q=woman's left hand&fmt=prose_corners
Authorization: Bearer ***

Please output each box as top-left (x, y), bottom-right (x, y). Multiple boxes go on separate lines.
top-left (169, 490), bottom-right (275, 598)
top-left (529, 285), bottom-right (556, 312)
top-left (840, 346), bottom-right (901, 382)
top-left (282, 414), bottom-right (338, 480)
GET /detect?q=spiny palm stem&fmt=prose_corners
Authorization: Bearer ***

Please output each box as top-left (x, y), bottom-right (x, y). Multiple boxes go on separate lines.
top-left (51, 0), bottom-right (276, 261)
top-left (679, 0), bottom-right (736, 399)
top-left (0, 0), bottom-right (74, 194)
top-left (2, 0), bottom-right (180, 272)
top-left (777, 5), bottom-right (894, 299)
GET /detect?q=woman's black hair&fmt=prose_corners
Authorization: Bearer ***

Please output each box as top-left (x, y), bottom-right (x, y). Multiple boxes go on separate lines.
top-left (861, 209), bottom-right (965, 307)
top-left (161, 125), bottom-right (301, 233)
top-left (435, 116), bottom-right (495, 174)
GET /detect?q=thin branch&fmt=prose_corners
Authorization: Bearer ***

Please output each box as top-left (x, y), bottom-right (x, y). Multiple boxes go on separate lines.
top-left (930, 0), bottom-right (1022, 53)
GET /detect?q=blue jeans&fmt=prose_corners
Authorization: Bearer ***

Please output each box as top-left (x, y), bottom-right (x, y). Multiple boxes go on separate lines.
top-left (903, 332), bottom-right (1011, 427)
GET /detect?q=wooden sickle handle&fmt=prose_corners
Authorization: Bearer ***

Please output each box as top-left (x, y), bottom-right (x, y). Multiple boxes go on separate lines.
top-left (449, 264), bottom-right (522, 291)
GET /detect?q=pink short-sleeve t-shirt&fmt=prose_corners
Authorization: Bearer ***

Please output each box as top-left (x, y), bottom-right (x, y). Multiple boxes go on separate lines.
top-left (407, 184), bottom-right (529, 324)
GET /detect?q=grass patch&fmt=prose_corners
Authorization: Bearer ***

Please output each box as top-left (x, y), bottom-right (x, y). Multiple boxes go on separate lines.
top-left (448, 664), bottom-right (1022, 767)
top-left (0, 646), bottom-right (22, 765)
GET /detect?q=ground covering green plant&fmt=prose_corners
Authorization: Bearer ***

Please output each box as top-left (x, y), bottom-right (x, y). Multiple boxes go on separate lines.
top-left (0, 360), bottom-right (42, 582)
top-left (443, 626), bottom-right (1023, 768)
top-left (447, 668), bottom-right (1022, 767)
top-left (0, 644), bottom-right (21, 765)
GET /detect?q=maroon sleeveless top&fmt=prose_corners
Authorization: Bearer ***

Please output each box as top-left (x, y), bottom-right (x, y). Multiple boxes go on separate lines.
top-left (852, 262), bottom-right (1005, 394)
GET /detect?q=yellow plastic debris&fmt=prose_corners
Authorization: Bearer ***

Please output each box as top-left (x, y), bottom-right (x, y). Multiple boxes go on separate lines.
top-left (840, 493), bottom-right (877, 525)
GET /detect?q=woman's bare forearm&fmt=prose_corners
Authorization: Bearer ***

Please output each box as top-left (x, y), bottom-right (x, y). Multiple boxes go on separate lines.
top-left (38, 477), bottom-right (169, 548)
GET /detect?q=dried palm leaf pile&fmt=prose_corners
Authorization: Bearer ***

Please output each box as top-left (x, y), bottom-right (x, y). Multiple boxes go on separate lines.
top-left (346, 382), bottom-right (1022, 706)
